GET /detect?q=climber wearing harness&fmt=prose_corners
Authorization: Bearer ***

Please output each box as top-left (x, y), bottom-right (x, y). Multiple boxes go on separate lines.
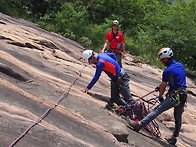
top-left (127, 48), bottom-right (187, 145)
top-left (82, 50), bottom-right (133, 109)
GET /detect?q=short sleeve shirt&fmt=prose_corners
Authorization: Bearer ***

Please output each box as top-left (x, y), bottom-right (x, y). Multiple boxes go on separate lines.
top-left (162, 59), bottom-right (186, 91)
top-left (106, 31), bottom-right (125, 49)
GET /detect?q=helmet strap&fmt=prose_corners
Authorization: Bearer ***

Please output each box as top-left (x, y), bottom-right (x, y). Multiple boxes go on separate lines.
top-left (163, 58), bottom-right (171, 66)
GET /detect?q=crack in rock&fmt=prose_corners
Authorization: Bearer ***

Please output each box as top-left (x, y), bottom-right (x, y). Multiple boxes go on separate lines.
top-left (113, 133), bottom-right (129, 143)
top-left (0, 63), bottom-right (29, 82)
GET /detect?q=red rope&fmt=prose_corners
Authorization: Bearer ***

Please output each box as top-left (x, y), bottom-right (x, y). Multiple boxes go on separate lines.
top-left (135, 90), bottom-right (156, 104)
top-left (8, 65), bottom-right (86, 147)
top-left (187, 86), bottom-right (196, 88)
top-left (125, 92), bottom-right (161, 138)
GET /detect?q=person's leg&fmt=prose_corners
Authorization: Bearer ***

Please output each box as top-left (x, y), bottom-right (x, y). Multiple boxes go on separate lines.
top-left (139, 97), bottom-right (174, 127)
top-left (118, 73), bottom-right (133, 104)
top-left (111, 80), bottom-right (127, 106)
top-left (106, 81), bottom-right (116, 110)
top-left (165, 104), bottom-right (184, 146)
top-left (173, 104), bottom-right (184, 137)
top-left (165, 94), bottom-right (185, 145)
top-left (128, 97), bottom-right (175, 132)
top-left (165, 104), bottom-right (184, 145)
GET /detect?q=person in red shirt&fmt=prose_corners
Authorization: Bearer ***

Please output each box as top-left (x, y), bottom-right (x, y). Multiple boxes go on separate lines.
top-left (101, 20), bottom-right (126, 67)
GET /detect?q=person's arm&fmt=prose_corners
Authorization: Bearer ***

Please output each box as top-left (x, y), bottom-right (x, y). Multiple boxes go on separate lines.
top-left (156, 81), bottom-right (167, 102)
top-left (122, 42), bottom-right (126, 58)
top-left (106, 53), bottom-right (117, 61)
top-left (159, 81), bottom-right (167, 97)
top-left (82, 62), bottom-right (104, 93)
top-left (101, 40), bottom-right (109, 53)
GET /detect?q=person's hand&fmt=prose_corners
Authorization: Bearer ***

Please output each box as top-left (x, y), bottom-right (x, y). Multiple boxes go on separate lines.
top-left (100, 49), bottom-right (105, 53)
top-left (81, 87), bottom-right (89, 93)
top-left (122, 52), bottom-right (126, 58)
top-left (156, 96), bottom-right (164, 103)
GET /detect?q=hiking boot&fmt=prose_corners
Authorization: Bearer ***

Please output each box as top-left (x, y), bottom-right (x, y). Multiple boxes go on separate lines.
top-left (105, 102), bottom-right (116, 111)
top-left (127, 118), bottom-right (141, 132)
top-left (165, 136), bottom-right (177, 145)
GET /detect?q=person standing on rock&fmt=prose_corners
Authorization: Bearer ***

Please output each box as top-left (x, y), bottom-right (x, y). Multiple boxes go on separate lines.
top-left (127, 47), bottom-right (187, 145)
top-left (100, 20), bottom-right (126, 67)
top-left (82, 49), bottom-right (133, 110)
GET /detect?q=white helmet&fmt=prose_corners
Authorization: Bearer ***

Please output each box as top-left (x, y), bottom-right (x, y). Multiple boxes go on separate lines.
top-left (112, 20), bottom-right (119, 26)
top-left (158, 47), bottom-right (173, 59)
top-left (83, 50), bottom-right (93, 60)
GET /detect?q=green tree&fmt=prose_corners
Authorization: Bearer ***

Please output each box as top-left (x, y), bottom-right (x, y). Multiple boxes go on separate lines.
top-left (1, 0), bottom-right (195, 71)
top-left (0, 0), bottom-right (28, 17)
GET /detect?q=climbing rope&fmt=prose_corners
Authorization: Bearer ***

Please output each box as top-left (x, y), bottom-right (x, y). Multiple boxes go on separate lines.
top-left (135, 90), bottom-right (157, 104)
top-left (120, 90), bottom-right (161, 137)
top-left (8, 65), bottom-right (86, 147)
top-left (136, 92), bottom-right (161, 137)
top-left (187, 86), bottom-right (196, 89)
top-left (126, 99), bottom-right (161, 138)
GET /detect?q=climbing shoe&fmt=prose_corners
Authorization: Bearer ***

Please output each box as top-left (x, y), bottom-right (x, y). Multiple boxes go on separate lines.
top-left (105, 101), bottom-right (116, 112)
top-left (165, 136), bottom-right (177, 145)
top-left (126, 118), bottom-right (141, 132)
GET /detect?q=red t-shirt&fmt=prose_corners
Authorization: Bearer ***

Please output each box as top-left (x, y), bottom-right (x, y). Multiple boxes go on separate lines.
top-left (106, 31), bottom-right (125, 49)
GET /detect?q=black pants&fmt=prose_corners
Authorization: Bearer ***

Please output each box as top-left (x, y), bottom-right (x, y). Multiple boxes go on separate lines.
top-left (173, 103), bottom-right (185, 137)
top-left (115, 52), bottom-right (122, 68)
top-left (111, 69), bottom-right (132, 106)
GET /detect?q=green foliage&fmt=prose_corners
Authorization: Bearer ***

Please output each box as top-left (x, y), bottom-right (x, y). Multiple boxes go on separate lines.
top-left (0, 0), bottom-right (11, 14)
top-left (0, 0), bottom-right (29, 18)
top-left (1, 0), bottom-right (196, 72)
top-left (39, 2), bottom-right (91, 46)
top-left (88, 23), bottom-right (108, 50)
top-left (133, 0), bottom-right (196, 70)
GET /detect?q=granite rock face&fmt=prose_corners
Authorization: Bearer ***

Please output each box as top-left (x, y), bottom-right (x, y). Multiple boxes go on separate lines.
top-left (0, 13), bottom-right (195, 147)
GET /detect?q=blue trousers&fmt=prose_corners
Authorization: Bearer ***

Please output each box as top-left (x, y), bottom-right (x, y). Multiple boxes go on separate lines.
top-left (140, 96), bottom-right (185, 137)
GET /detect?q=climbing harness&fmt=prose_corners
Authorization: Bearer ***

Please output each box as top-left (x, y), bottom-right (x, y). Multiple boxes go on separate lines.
top-left (8, 65), bottom-right (86, 147)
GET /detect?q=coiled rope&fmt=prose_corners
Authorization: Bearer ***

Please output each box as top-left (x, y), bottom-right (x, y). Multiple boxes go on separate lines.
top-left (8, 65), bottom-right (86, 147)
top-left (124, 90), bottom-right (161, 137)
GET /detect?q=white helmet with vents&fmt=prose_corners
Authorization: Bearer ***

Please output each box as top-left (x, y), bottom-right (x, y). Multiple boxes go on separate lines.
top-left (158, 47), bottom-right (173, 59)
top-left (112, 20), bottom-right (119, 26)
top-left (83, 50), bottom-right (93, 60)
